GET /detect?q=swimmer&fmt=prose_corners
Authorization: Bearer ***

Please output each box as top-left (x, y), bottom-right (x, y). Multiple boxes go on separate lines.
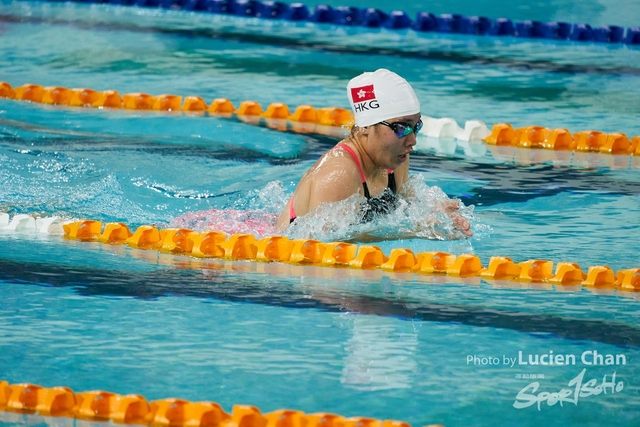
top-left (276, 68), bottom-right (472, 237)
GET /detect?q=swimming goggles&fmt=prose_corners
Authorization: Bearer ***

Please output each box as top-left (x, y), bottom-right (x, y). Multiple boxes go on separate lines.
top-left (378, 119), bottom-right (423, 138)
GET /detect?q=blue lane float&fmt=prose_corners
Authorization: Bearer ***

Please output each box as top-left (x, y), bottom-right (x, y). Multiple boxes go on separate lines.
top-left (24, 0), bottom-right (640, 45)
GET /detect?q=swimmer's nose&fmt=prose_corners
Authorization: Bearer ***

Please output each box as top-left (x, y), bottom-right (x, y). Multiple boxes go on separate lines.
top-left (406, 131), bottom-right (418, 147)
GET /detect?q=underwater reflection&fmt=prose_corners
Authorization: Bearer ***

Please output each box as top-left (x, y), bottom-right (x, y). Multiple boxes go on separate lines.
top-left (340, 316), bottom-right (419, 391)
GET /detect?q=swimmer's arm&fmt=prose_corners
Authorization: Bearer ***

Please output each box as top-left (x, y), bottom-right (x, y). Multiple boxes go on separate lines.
top-left (394, 166), bottom-right (472, 237)
top-left (417, 199), bottom-right (473, 238)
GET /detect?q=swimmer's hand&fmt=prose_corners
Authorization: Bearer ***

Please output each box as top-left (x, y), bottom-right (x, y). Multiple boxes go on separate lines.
top-left (443, 200), bottom-right (472, 237)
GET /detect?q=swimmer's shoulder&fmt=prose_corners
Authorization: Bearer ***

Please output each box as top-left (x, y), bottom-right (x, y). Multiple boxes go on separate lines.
top-left (310, 145), bottom-right (362, 182)
top-left (298, 146), bottom-right (362, 203)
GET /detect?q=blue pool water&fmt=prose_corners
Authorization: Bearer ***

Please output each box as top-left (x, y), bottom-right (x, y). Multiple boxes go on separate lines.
top-left (1, 1), bottom-right (640, 426)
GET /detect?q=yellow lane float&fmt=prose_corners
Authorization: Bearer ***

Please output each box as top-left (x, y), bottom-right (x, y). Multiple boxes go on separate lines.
top-left (0, 380), bottom-right (416, 427)
top-left (54, 218), bottom-right (640, 291)
top-left (3, 81), bottom-right (638, 153)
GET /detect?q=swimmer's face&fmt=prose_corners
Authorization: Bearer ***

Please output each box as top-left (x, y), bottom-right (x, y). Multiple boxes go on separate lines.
top-left (367, 113), bottom-right (421, 169)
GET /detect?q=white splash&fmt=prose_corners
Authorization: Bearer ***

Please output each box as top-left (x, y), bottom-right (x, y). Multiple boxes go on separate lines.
top-left (286, 174), bottom-right (485, 242)
top-left (168, 175), bottom-right (488, 242)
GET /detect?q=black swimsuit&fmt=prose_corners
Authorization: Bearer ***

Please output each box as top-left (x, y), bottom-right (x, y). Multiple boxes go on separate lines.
top-left (289, 144), bottom-right (399, 224)
top-left (360, 171), bottom-right (398, 223)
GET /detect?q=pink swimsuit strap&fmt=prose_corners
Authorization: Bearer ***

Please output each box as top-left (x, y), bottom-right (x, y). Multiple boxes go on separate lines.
top-left (338, 144), bottom-right (394, 176)
top-left (289, 196), bottom-right (296, 221)
top-left (337, 144), bottom-right (366, 183)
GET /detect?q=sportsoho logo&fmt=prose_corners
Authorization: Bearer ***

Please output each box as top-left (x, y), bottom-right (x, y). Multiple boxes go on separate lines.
top-left (350, 84), bottom-right (380, 113)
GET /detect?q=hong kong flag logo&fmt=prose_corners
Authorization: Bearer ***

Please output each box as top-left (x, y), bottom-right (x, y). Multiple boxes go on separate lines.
top-left (351, 84), bottom-right (376, 102)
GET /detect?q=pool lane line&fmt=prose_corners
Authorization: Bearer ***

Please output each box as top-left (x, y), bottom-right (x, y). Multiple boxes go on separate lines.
top-left (484, 123), bottom-right (640, 155)
top-left (12, 0), bottom-right (640, 46)
top-left (2, 213), bottom-right (640, 295)
top-left (1, 82), bottom-right (640, 158)
top-left (0, 381), bottom-right (421, 427)
top-left (60, 219), bottom-right (640, 291)
top-left (0, 81), bottom-right (354, 136)
top-left (2, 13), bottom-right (640, 77)
top-left (1, 255), bottom-right (640, 348)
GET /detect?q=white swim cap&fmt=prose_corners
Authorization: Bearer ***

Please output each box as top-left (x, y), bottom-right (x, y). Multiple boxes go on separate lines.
top-left (347, 68), bottom-right (420, 127)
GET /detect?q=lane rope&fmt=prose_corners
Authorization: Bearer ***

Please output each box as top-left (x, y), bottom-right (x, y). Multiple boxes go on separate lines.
top-left (484, 123), bottom-right (640, 155)
top-left (1, 213), bottom-right (639, 292)
top-left (15, 0), bottom-right (640, 45)
top-left (0, 380), bottom-right (424, 427)
top-left (2, 81), bottom-right (639, 158)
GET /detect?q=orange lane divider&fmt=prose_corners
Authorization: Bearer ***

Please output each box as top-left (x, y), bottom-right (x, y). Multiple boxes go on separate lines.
top-left (0, 82), bottom-right (16, 99)
top-left (41, 86), bottom-right (73, 105)
top-left (69, 88), bottom-right (101, 107)
top-left (4, 81), bottom-right (637, 151)
top-left (321, 242), bottom-right (358, 266)
top-left (59, 219), bottom-right (640, 291)
top-left (548, 262), bottom-right (586, 285)
top-left (485, 123), bottom-right (640, 156)
top-left (0, 380), bottom-right (420, 427)
top-left (0, 82), bottom-right (354, 128)
top-left (617, 269), bottom-right (640, 290)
